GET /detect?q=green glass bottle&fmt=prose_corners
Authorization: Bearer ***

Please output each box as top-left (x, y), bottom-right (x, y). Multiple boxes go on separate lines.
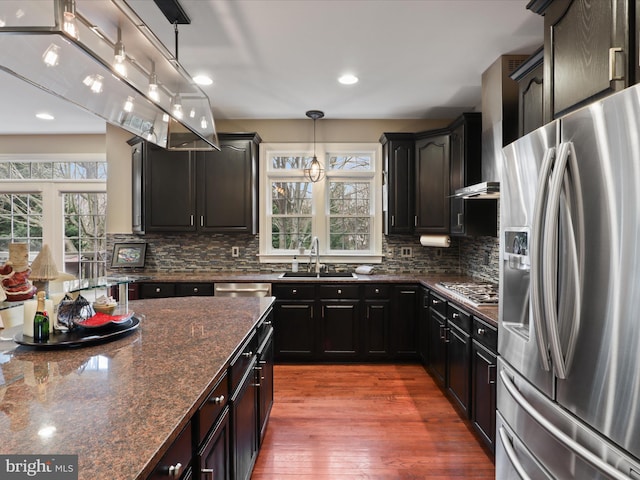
top-left (33, 291), bottom-right (50, 343)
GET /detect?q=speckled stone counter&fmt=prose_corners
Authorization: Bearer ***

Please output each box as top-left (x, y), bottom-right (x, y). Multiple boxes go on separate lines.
top-left (0, 296), bottom-right (274, 480)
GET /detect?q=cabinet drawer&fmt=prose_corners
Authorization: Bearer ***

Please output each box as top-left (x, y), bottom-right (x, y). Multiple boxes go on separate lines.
top-left (148, 421), bottom-right (192, 479)
top-left (197, 372), bottom-right (229, 446)
top-left (318, 285), bottom-right (360, 299)
top-left (272, 284), bottom-right (315, 300)
top-left (176, 282), bottom-right (214, 297)
top-left (363, 285), bottom-right (391, 298)
top-left (429, 291), bottom-right (447, 316)
top-left (448, 304), bottom-right (471, 333)
top-left (229, 331), bottom-right (258, 395)
top-left (140, 282), bottom-right (176, 298)
top-left (473, 318), bottom-right (497, 352)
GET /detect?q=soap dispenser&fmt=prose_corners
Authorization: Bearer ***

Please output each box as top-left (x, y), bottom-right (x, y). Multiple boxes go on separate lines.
top-left (292, 256), bottom-right (298, 272)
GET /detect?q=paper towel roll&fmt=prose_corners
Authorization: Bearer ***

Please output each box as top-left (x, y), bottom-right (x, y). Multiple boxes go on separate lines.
top-left (419, 235), bottom-right (451, 248)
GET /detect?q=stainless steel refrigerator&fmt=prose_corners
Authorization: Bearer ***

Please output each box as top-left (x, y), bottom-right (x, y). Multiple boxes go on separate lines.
top-left (497, 83), bottom-right (640, 479)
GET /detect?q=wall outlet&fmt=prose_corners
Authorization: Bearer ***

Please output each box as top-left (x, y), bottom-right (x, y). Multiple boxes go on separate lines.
top-left (400, 246), bottom-right (413, 258)
top-left (232, 246), bottom-right (240, 257)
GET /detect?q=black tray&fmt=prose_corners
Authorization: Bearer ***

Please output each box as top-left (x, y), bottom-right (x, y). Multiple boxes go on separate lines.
top-left (14, 317), bottom-right (140, 348)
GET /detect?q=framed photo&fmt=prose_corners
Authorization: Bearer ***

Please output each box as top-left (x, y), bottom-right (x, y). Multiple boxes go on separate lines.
top-left (111, 242), bottom-right (147, 268)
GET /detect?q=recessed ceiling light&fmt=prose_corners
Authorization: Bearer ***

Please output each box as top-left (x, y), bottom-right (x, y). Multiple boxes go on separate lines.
top-left (193, 74), bottom-right (213, 86)
top-left (36, 112), bottom-right (55, 120)
top-left (338, 74), bottom-right (359, 85)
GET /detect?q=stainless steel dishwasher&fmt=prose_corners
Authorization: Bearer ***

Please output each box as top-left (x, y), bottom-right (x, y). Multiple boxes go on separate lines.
top-left (214, 282), bottom-right (272, 297)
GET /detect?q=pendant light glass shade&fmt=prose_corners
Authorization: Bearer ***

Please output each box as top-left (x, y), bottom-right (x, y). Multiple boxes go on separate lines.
top-left (304, 110), bottom-right (325, 183)
top-left (0, 0), bottom-right (218, 150)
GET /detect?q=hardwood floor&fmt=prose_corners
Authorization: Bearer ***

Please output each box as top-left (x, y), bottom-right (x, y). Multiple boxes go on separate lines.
top-left (252, 364), bottom-right (495, 479)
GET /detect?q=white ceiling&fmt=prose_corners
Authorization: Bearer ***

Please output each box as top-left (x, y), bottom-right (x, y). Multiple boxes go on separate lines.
top-left (0, 0), bottom-right (543, 135)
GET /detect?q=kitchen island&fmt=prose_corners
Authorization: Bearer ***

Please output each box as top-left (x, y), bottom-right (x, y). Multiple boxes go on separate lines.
top-left (0, 295), bottom-right (274, 480)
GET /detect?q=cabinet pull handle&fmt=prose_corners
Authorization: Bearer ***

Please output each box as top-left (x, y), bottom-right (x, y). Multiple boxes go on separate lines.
top-left (432, 299), bottom-right (441, 306)
top-left (609, 46), bottom-right (624, 81)
top-left (264, 320), bottom-right (272, 325)
top-left (292, 289), bottom-right (297, 294)
top-left (201, 468), bottom-right (214, 479)
top-left (242, 351), bottom-right (253, 358)
top-left (209, 394), bottom-right (225, 405)
top-left (337, 289), bottom-right (342, 295)
top-left (452, 312), bottom-right (459, 319)
top-left (414, 215), bottom-right (418, 226)
top-left (457, 212), bottom-right (464, 226)
top-left (190, 214), bottom-right (194, 226)
top-left (391, 215), bottom-right (395, 227)
top-left (439, 324), bottom-right (445, 340)
top-left (477, 327), bottom-right (486, 336)
top-left (488, 364), bottom-right (496, 385)
top-left (167, 463), bottom-right (182, 478)
top-left (444, 327), bottom-right (450, 343)
top-left (200, 215), bottom-right (204, 227)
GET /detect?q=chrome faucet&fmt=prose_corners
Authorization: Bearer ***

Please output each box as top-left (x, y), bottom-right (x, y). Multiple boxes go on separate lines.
top-left (308, 236), bottom-right (320, 273)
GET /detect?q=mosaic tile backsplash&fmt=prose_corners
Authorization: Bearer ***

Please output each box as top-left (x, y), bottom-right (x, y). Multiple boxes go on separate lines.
top-left (107, 231), bottom-right (499, 282)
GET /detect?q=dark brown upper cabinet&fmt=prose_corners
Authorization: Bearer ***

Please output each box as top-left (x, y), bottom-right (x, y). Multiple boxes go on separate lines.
top-left (380, 133), bottom-right (416, 235)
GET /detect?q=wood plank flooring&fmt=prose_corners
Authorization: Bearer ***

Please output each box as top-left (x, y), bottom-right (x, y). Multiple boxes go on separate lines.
top-left (252, 364), bottom-right (495, 479)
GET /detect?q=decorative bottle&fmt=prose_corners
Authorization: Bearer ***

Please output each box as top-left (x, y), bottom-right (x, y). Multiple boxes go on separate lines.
top-left (33, 291), bottom-right (50, 342)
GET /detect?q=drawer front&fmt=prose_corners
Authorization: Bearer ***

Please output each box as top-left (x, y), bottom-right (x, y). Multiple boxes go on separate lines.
top-left (229, 331), bottom-right (258, 395)
top-left (473, 318), bottom-right (497, 352)
top-left (448, 304), bottom-right (471, 333)
top-left (140, 282), bottom-right (176, 298)
top-left (318, 284), bottom-right (360, 299)
top-left (148, 421), bottom-right (192, 480)
top-left (176, 282), bottom-right (214, 297)
top-left (272, 284), bottom-right (316, 300)
top-left (429, 291), bottom-right (447, 316)
top-left (197, 372), bottom-right (229, 446)
top-left (363, 284), bottom-right (391, 299)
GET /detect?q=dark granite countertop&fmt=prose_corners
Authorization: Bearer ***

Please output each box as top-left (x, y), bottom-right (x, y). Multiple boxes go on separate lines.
top-left (132, 272), bottom-right (498, 326)
top-left (0, 296), bottom-right (275, 480)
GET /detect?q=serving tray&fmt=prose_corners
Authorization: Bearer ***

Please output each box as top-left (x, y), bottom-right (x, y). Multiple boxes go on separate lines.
top-left (14, 316), bottom-right (140, 348)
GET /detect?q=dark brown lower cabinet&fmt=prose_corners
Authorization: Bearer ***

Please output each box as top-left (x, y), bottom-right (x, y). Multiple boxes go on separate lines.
top-left (427, 292), bottom-right (448, 387)
top-left (257, 325), bottom-right (274, 445)
top-left (447, 321), bottom-right (471, 417)
top-left (198, 407), bottom-right (230, 480)
top-left (392, 285), bottom-right (419, 358)
top-left (471, 317), bottom-right (498, 453)
top-left (231, 356), bottom-right (259, 480)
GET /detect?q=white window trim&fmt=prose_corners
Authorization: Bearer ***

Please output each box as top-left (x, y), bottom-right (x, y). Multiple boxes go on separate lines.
top-left (259, 142), bottom-right (383, 264)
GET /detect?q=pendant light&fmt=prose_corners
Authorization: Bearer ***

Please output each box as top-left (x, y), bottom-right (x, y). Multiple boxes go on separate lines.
top-left (304, 110), bottom-right (325, 183)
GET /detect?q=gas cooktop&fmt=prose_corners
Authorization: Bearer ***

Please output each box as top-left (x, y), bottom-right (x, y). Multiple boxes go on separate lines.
top-left (436, 281), bottom-right (499, 307)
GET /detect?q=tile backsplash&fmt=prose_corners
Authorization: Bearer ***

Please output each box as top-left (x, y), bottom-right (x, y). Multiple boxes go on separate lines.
top-left (107, 231), bottom-right (498, 281)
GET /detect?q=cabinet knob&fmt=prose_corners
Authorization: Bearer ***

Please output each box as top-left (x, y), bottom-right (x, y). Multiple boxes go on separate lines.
top-left (337, 289), bottom-right (342, 295)
top-left (209, 394), bottom-right (225, 405)
top-left (375, 288), bottom-right (380, 294)
top-left (193, 287), bottom-right (199, 293)
top-left (167, 462), bottom-right (182, 478)
top-left (432, 299), bottom-right (441, 306)
top-left (155, 287), bottom-right (161, 293)
top-left (292, 289), bottom-right (297, 294)
top-left (452, 312), bottom-right (459, 319)
top-left (477, 328), bottom-right (486, 336)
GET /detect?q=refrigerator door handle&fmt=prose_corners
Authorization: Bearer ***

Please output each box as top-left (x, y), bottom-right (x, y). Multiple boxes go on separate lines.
top-left (542, 142), bottom-right (581, 379)
top-left (531, 146), bottom-right (556, 372)
top-left (500, 369), bottom-right (633, 480)
top-left (498, 426), bottom-right (533, 480)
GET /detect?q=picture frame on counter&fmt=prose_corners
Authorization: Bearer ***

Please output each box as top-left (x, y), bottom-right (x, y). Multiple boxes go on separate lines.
top-left (111, 242), bottom-right (147, 268)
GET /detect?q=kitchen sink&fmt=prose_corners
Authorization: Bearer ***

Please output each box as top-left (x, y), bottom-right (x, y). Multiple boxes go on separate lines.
top-left (279, 272), bottom-right (357, 278)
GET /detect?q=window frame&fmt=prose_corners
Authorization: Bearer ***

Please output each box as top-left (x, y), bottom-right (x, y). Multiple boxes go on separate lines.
top-left (259, 142), bottom-right (383, 264)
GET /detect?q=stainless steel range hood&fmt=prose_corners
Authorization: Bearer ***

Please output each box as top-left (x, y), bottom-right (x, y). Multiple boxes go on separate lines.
top-left (0, 0), bottom-right (218, 151)
top-left (455, 55), bottom-right (528, 199)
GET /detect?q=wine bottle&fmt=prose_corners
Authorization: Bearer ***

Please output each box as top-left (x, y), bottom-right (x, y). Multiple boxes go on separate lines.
top-left (33, 291), bottom-right (50, 342)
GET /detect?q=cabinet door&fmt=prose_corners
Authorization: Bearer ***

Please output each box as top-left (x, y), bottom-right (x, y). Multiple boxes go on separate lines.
top-left (427, 308), bottom-right (447, 388)
top-left (382, 134), bottom-right (415, 234)
top-left (447, 322), bottom-right (471, 418)
top-left (198, 407), bottom-right (230, 480)
top-left (273, 301), bottom-right (315, 360)
top-left (257, 327), bottom-right (274, 445)
top-left (144, 144), bottom-right (196, 231)
top-left (363, 300), bottom-right (390, 359)
top-left (319, 299), bottom-right (360, 359)
top-left (418, 287), bottom-right (430, 366)
top-left (541, 0), bottom-right (628, 119)
top-left (415, 133), bottom-right (450, 234)
top-left (131, 141), bottom-right (144, 234)
top-left (231, 357), bottom-right (258, 480)
top-left (197, 135), bottom-right (259, 233)
top-left (472, 340), bottom-right (497, 453)
top-left (392, 286), bottom-right (419, 358)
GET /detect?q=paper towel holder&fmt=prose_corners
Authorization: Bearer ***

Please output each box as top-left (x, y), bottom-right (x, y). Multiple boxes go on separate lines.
top-left (419, 235), bottom-right (451, 248)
